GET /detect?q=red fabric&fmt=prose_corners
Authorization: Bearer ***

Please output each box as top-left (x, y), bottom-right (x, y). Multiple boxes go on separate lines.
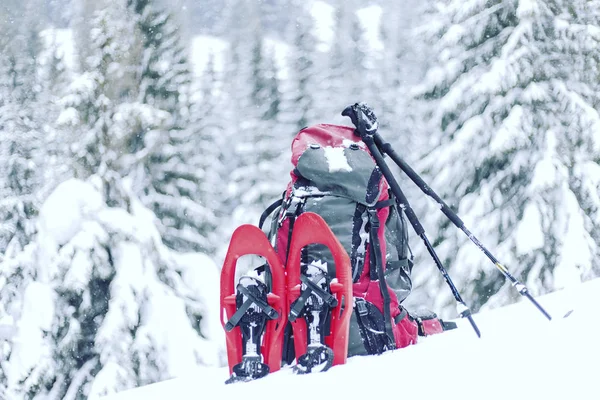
top-left (394, 315), bottom-right (419, 349)
top-left (291, 124), bottom-right (363, 167)
top-left (420, 318), bottom-right (444, 336)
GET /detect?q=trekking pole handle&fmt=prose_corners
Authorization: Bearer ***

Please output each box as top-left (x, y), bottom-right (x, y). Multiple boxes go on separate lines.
top-left (342, 103), bottom-right (379, 139)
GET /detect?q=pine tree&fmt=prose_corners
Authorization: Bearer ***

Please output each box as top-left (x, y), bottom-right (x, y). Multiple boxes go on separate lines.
top-left (414, 0), bottom-right (600, 314)
top-left (125, 0), bottom-right (204, 253)
top-left (0, 2), bottom-right (224, 397)
top-left (216, 0), bottom-right (291, 237)
top-left (0, 179), bottom-right (224, 399)
top-left (0, 0), bottom-right (46, 256)
top-left (287, 2), bottom-right (320, 131)
top-left (38, 29), bottom-right (73, 198)
top-left (184, 55), bottom-right (226, 255)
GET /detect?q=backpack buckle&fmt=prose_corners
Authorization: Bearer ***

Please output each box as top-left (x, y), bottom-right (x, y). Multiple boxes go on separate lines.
top-left (278, 196), bottom-right (304, 226)
top-left (355, 298), bottom-right (369, 317)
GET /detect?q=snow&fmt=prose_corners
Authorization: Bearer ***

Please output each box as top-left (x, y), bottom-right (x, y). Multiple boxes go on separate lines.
top-left (99, 278), bottom-right (600, 400)
top-left (514, 202), bottom-right (544, 254)
top-left (172, 252), bottom-right (225, 350)
top-left (39, 28), bottom-right (76, 70)
top-left (190, 35), bottom-right (229, 76)
top-left (6, 282), bottom-right (54, 390)
top-left (323, 146), bottom-right (352, 172)
top-left (554, 192), bottom-right (592, 287)
top-left (37, 179), bottom-right (104, 247)
top-left (310, 0), bottom-right (335, 53)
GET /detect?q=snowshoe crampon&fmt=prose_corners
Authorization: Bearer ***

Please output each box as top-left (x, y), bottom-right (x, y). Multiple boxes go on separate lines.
top-left (225, 355), bottom-right (270, 384)
top-left (294, 344), bottom-right (334, 374)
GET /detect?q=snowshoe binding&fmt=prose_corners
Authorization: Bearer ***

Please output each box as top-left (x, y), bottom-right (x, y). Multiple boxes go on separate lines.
top-left (225, 276), bottom-right (277, 384)
top-left (289, 261), bottom-right (336, 374)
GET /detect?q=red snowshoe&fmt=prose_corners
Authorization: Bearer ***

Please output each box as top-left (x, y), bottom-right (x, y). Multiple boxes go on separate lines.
top-left (220, 213), bottom-right (353, 383)
top-left (220, 224), bottom-right (287, 383)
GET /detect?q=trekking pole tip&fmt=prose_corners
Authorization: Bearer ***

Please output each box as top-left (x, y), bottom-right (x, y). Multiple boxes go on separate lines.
top-left (456, 302), bottom-right (482, 338)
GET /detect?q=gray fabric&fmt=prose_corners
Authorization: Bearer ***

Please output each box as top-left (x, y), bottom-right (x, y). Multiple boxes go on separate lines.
top-left (301, 196), bottom-right (359, 278)
top-left (347, 311), bottom-right (369, 357)
top-left (384, 204), bottom-right (413, 303)
top-left (384, 260), bottom-right (413, 304)
top-left (296, 145), bottom-right (383, 206)
top-left (385, 204), bottom-right (409, 260)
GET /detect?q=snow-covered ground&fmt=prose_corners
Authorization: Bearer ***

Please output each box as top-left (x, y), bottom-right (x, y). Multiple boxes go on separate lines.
top-left (100, 277), bottom-right (600, 400)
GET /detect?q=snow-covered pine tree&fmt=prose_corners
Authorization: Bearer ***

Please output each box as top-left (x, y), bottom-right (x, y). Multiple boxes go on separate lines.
top-left (286, 1), bottom-right (321, 131)
top-left (413, 0), bottom-right (600, 315)
top-left (0, 2), bottom-right (224, 398)
top-left (378, 0), bottom-right (431, 138)
top-left (38, 28), bottom-right (73, 199)
top-left (126, 0), bottom-right (206, 254)
top-left (0, 178), bottom-right (224, 399)
top-left (0, 0), bottom-right (46, 256)
top-left (237, 23), bottom-right (289, 209)
top-left (215, 0), bottom-right (291, 239)
top-left (185, 55), bottom-right (227, 255)
top-left (324, 1), bottom-right (365, 120)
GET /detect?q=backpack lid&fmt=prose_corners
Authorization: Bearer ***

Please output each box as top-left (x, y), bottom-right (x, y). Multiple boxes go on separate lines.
top-left (291, 124), bottom-right (388, 206)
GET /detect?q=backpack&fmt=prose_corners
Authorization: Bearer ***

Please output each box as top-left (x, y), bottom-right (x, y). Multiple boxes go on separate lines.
top-left (260, 123), bottom-right (434, 357)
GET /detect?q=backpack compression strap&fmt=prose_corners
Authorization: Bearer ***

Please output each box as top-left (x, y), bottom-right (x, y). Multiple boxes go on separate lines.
top-left (367, 209), bottom-right (395, 347)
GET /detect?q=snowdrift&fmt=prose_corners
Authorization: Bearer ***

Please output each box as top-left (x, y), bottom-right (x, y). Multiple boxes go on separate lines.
top-left (100, 278), bottom-right (600, 400)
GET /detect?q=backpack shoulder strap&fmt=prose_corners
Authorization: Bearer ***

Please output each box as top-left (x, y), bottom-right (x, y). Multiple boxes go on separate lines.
top-left (258, 194), bottom-right (285, 230)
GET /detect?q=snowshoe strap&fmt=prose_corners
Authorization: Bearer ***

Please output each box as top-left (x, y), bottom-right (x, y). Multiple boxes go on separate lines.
top-left (238, 285), bottom-right (278, 319)
top-left (225, 285), bottom-right (279, 331)
top-left (300, 274), bottom-right (338, 307)
top-left (289, 275), bottom-right (337, 322)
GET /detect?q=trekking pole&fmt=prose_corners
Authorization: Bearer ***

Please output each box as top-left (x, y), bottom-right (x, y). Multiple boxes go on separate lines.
top-left (372, 133), bottom-right (552, 320)
top-left (342, 103), bottom-right (482, 338)
top-left (348, 106), bottom-right (553, 321)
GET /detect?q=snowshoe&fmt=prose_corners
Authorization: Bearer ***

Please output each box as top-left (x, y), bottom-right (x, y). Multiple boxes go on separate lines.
top-left (286, 212), bottom-right (354, 370)
top-left (224, 277), bottom-right (274, 384)
top-left (220, 224), bottom-right (287, 383)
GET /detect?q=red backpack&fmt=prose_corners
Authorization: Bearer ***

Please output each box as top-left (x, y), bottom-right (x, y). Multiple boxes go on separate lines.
top-left (221, 122), bottom-right (450, 383)
top-left (267, 124), bottom-right (442, 357)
